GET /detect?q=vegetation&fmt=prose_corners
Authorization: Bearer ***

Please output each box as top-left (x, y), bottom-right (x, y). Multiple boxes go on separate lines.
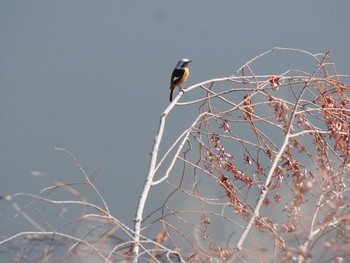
top-left (2, 48), bottom-right (350, 263)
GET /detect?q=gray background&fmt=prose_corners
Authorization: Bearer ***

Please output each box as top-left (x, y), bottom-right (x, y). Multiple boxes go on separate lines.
top-left (1, 0), bottom-right (349, 244)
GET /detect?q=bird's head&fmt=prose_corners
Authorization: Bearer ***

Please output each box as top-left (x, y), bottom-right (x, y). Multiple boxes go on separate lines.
top-left (175, 58), bottom-right (192, 69)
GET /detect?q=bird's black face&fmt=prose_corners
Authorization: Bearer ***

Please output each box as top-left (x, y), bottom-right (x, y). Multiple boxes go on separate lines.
top-left (182, 60), bottom-right (192, 68)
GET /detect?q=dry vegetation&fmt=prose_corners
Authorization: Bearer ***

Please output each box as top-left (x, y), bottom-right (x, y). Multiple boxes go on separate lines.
top-left (1, 48), bottom-right (350, 263)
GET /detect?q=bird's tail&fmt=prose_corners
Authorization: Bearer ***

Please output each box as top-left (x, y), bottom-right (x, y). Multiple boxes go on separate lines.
top-left (169, 85), bottom-right (175, 102)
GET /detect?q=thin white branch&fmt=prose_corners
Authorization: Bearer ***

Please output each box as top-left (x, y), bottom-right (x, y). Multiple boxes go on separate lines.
top-left (55, 148), bottom-right (110, 215)
top-left (152, 112), bottom-right (209, 185)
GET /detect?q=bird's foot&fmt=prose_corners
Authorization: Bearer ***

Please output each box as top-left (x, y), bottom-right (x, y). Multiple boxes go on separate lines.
top-left (179, 86), bottom-right (185, 94)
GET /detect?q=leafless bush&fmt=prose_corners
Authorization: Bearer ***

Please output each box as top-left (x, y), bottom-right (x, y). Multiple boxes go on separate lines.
top-left (1, 48), bottom-right (349, 263)
top-left (133, 48), bottom-right (350, 263)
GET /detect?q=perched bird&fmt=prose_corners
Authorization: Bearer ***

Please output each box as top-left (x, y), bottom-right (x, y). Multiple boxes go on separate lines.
top-left (169, 58), bottom-right (192, 102)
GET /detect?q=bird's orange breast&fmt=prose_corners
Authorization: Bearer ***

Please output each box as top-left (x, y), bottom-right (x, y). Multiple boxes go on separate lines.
top-left (177, 68), bottom-right (189, 86)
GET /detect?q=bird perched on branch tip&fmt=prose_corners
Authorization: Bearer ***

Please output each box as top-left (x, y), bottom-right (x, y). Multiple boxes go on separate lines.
top-left (169, 58), bottom-right (192, 102)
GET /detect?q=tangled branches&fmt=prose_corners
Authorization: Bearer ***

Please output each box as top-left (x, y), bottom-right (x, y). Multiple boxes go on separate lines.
top-left (135, 48), bottom-right (350, 262)
top-left (2, 48), bottom-right (349, 263)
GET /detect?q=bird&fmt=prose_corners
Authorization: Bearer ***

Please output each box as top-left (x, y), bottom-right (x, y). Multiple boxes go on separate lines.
top-left (169, 58), bottom-right (192, 102)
